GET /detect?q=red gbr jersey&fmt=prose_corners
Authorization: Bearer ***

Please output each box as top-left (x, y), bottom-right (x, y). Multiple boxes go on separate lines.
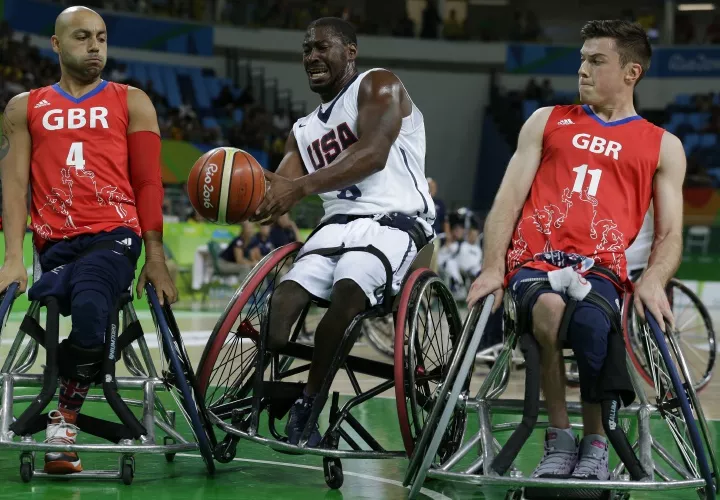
top-left (505, 105), bottom-right (665, 290)
top-left (27, 81), bottom-right (140, 250)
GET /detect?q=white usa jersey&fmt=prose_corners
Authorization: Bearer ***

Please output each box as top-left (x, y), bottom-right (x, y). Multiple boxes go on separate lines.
top-left (292, 68), bottom-right (435, 235)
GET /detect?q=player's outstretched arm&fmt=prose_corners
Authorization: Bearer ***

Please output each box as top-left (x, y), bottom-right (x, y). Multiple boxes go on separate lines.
top-left (633, 131), bottom-right (686, 330)
top-left (466, 106), bottom-right (552, 308)
top-left (0, 93), bottom-right (31, 293)
top-left (126, 87), bottom-right (177, 305)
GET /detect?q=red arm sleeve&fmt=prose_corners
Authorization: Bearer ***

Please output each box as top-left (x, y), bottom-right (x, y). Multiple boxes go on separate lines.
top-left (128, 131), bottom-right (164, 234)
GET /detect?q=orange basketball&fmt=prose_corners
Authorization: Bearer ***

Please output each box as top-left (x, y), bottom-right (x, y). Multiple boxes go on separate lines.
top-left (187, 147), bottom-right (266, 225)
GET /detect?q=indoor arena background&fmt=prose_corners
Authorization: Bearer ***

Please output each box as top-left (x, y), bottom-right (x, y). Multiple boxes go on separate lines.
top-left (0, 1), bottom-right (719, 499)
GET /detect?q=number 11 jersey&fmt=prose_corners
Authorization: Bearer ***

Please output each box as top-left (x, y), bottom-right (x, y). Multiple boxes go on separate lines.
top-left (505, 104), bottom-right (665, 287)
top-left (27, 80), bottom-right (140, 250)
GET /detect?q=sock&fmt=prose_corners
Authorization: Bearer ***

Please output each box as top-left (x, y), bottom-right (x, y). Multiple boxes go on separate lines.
top-left (58, 377), bottom-right (90, 414)
top-left (549, 426), bottom-right (575, 440)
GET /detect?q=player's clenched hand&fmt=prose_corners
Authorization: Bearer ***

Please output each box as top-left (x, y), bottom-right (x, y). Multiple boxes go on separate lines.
top-left (136, 260), bottom-right (178, 306)
top-left (0, 259), bottom-right (28, 295)
top-left (467, 269), bottom-right (505, 311)
top-left (253, 170), bottom-right (304, 225)
top-left (633, 273), bottom-right (673, 333)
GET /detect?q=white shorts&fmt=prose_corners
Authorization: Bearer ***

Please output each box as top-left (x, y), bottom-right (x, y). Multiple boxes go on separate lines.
top-left (279, 218), bottom-right (417, 306)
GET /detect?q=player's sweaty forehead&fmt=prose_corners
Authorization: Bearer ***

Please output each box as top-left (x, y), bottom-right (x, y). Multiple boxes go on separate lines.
top-left (303, 26), bottom-right (339, 49)
top-left (55, 7), bottom-right (106, 38)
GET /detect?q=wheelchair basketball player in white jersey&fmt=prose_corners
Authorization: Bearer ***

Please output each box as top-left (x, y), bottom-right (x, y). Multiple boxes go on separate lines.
top-left (625, 205), bottom-right (653, 279)
top-left (252, 17), bottom-right (435, 447)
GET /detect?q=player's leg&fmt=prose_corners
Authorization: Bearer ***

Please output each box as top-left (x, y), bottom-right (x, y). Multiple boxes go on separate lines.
top-left (507, 268), bottom-right (578, 479)
top-left (567, 275), bottom-right (622, 481)
top-left (285, 220), bottom-right (418, 446)
top-left (45, 230), bottom-right (141, 474)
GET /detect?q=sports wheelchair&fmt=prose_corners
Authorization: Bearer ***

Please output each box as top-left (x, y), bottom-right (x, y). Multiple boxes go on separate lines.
top-left (0, 254), bottom-right (216, 484)
top-left (195, 239), bottom-right (464, 489)
top-left (404, 284), bottom-right (719, 500)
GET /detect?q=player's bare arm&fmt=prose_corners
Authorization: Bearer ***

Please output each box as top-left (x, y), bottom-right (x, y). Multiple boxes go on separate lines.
top-left (466, 106), bottom-right (552, 308)
top-left (0, 93), bottom-right (31, 293)
top-left (126, 86), bottom-right (178, 304)
top-left (633, 131), bottom-right (686, 331)
top-left (255, 70), bottom-right (406, 222)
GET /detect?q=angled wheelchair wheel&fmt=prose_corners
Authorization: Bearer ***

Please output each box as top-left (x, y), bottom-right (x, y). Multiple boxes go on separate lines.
top-left (197, 242), bottom-right (302, 414)
top-left (394, 269), bottom-right (466, 461)
top-left (146, 286), bottom-right (216, 475)
top-left (625, 279), bottom-right (715, 393)
top-left (637, 312), bottom-right (716, 499)
top-left (363, 315), bottom-right (395, 357)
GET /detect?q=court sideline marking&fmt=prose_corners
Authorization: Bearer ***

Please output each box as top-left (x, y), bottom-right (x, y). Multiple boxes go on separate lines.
top-left (176, 453), bottom-right (451, 500)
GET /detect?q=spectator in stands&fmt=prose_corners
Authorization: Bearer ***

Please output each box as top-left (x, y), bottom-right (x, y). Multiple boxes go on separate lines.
top-left (427, 177), bottom-right (450, 243)
top-left (393, 9), bottom-right (415, 38)
top-left (214, 85), bottom-right (235, 109)
top-left (675, 14), bottom-right (696, 44)
top-left (539, 78), bottom-right (554, 104)
top-left (420, 0), bottom-right (442, 39)
top-left (705, 15), bottom-right (720, 44)
top-left (443, 9), bottom-right (465, 40)
top-left (218, 222), bottom-right (255, 273)
top-left (524, 78), bottom-right (541, 100)
top-left (246, 224), bottom-right (275, 263)
top-left (685, 158), bottom-right (714, 188)
top-left (110, 62), bottom-right (128, 83)
top-left (270, 214), bottom-right (301, 248)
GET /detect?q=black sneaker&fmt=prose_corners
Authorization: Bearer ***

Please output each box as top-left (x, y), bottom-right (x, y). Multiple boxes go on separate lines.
top-left (285, 397), bottom-right (322, 447)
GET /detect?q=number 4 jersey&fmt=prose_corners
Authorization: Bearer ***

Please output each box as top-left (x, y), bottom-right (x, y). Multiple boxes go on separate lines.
top-left (506, 104), bottom-right (665, 288)
top-left (292, 68), bottom-right (436, 235)
top-left (27, 81), bottom-right (140, 250)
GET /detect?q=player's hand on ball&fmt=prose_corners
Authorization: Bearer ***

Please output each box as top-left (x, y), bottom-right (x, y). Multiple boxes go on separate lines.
top-left (633, 273), bottom-right (674, 333)
top-left (253, 170), bottom-right (304, 225)
top-left (467, 269), bottom-right (505, 311)
top-left (0, 259), bottom-right (28, 295)
top-left (137, 260), bottom-right (178, 306)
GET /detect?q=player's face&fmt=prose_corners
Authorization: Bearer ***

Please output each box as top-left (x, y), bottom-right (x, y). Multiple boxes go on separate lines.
top-left (53, 13), bottom-right (107, 83)
top-left (302, 27), bottom-right (356, 95)
top-left (578, 38), bottom-right (628, 106)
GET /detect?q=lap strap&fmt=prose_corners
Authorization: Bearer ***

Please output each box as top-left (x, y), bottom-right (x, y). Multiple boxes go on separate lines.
top-left (309, 213), bottom-right (431, 252)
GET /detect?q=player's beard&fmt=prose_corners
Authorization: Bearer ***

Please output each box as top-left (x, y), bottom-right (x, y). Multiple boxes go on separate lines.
top-left (60, 50), bottom-right (104, 83)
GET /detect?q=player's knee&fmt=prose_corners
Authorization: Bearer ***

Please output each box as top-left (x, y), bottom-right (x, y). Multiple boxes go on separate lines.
top-left (531, 294), bottom-right (566, 349)
top-left (267, 281), bottom-right (309, 351)
top-left (69, 288), bottom-right (111, 348)
top-left (569, 307), bottom-right (611, 376)
top-left (328, 279), bottom-right (368, 319)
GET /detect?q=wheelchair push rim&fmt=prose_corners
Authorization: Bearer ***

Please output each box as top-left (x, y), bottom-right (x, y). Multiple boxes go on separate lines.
top-left (198, 242), bottom-right (302, 411)
top-left (624, 278), bottom-right (716, 393)
top-left (146, 285), bottom-right (216, 475)
top-left (394, 268), bottom-right (466, 459)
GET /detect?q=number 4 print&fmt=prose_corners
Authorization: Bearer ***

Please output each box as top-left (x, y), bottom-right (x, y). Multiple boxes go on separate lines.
top-left (572, 164), bottom-right (602, 196)
top-left (66, 142), bottom-right (85, 170)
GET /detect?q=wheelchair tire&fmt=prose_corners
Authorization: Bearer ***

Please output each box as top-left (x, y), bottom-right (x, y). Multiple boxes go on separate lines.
top-left (147, 286), bottom-right (216, 476)
top-left (640, 313), bottom-right (715, 499)
top-left (196, 243), bottom-right (302, 410)
top-left (394, 269), bottom-right (466, 459)
top-left (624, 278), bottom-right (715, 393)
top-left (363, 315), bottom-right (395, 358)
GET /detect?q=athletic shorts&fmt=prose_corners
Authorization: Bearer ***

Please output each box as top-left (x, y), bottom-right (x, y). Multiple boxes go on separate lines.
top-left (279, 218), bottom-right (417, 307)
top-left (508, 267), bottom-right (635, 406)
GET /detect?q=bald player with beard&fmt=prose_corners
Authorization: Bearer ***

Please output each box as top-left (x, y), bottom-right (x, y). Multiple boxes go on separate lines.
top-left (0, 6), bottom-right (177, 474)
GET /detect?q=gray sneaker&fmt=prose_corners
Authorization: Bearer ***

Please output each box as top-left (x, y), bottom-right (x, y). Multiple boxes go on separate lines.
top-left (572, 435), bottom-right (610, 480)
top-left (532, 427), bottom-right (579, 478)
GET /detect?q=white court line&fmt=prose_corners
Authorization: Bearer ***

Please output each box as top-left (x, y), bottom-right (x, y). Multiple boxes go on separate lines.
top-left (175, 453), bottom-right (451, 500)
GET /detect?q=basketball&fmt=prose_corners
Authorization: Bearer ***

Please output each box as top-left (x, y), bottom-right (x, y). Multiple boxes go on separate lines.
top-left (187, 147), bottom-right (266, 225)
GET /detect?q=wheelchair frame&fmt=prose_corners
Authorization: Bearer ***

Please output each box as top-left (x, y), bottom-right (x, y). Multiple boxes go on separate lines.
top-left (0, 253), bottom-right (216, 484)
top-left (196, 240), bottom-right (465, 489)
top-left (405, 293), bottom-right (719, 500)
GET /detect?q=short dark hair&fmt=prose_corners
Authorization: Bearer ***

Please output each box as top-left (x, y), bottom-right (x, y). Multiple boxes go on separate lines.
top-left (307, 17), bottom-right (357, 46)
top-left (581, 20), bottom-right (652, 83)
